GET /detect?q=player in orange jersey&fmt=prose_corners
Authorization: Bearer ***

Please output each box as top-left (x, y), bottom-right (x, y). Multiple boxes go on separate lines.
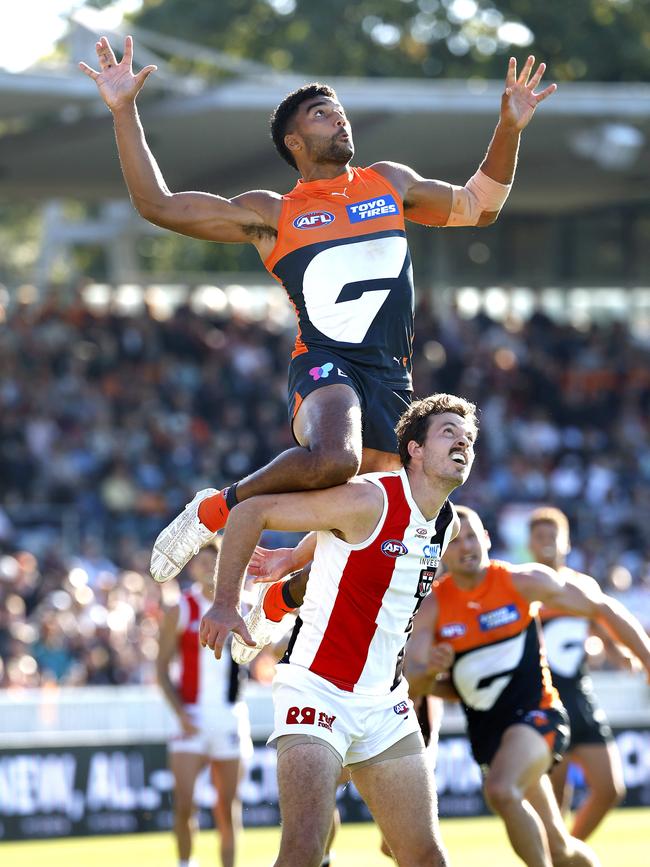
top-left (405, 506), bottom-right (650, 867)
top-left (80, 38), bottom-right (556, 628)
top-left (530, 507), bottom-right (633, 840)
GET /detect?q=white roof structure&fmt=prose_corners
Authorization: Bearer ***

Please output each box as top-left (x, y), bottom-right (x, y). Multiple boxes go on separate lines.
top-left (1, 18), bottom-right (649, 213)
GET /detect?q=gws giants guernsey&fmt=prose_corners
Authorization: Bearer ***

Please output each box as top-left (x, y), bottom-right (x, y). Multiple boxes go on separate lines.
top-left (178, 589), bottom-right (242, 708)
top-left (433, 561), bottom-right (560, 733)
top-left (279, 469), bottom-right (457, 695)
top-left (264, 167), bottom-right (414, 387)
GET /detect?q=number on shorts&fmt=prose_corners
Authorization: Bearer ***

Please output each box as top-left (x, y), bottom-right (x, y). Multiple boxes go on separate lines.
top-left (286, 705), bottom-right (316, 725)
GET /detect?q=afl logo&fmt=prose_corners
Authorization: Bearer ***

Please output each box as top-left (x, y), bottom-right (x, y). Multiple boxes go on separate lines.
top-left (293, 210), bottom-right (335, 229)
top-left (381, 539), bottom-right (408, 558)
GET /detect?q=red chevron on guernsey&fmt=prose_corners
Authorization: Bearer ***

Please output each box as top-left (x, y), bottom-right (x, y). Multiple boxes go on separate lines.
top-left (308, 474), bottom-right (411, 691)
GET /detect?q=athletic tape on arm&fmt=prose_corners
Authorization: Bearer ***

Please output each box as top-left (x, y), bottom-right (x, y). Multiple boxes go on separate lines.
top-left (445, 169), bottom-right (511, 226)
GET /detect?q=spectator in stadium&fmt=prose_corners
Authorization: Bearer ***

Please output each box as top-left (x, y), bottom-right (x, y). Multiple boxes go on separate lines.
top-left (406, 506), bottom-right (650, 867)
top-left (530, 507), bottom-right (629, 840)
top-left (199, 393), bottom-right (478, 867)
top-left (78, 36), bottom-right (556, 608)
top-left (156, 543), bottom-right (252, 867)
top-left (2, 290), bottom-right (650, 686)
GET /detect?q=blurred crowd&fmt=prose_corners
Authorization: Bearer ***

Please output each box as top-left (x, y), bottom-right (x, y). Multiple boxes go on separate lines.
top-left (1, 286), bottom-right (649, 688)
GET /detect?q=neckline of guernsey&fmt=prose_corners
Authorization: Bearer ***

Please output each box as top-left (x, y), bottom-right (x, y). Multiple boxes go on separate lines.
top-left (295, 167), bottom-right (355, 194)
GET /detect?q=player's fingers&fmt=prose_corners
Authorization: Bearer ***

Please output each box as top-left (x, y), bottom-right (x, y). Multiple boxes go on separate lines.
top-left (97, 36), bottom-right (118, 67)
top-left (534, 82), bottom-right (558, 103)
top-left (517, 54), bottom-right (535, 85)
top-left (527, 61), bottom-right (546, 90)
top-left (505, 56), bottom-right (517, 87)
top-left (234, 621), bottom-right (256, 648)
top-left (134, 65), bottom-right (157, 87)
top-left (123, 35), bottom-right (134, 66)
top-left (78, 62), bottom-right (99, 80)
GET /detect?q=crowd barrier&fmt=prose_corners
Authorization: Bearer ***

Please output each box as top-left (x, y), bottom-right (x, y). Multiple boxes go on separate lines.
top-left (1, 674), bottom-right (649, 840)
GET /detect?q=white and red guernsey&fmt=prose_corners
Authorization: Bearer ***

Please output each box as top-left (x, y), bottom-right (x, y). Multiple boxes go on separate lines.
top-left (279, 468), bottom-right (457, 695)
top-left (178, 589), bottom-right (242, 708)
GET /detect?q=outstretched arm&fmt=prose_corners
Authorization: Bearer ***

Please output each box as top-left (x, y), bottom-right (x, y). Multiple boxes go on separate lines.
top-left (200, 480), bottom-right (383, 658)
top-left (80, 36), bottom-right (280, 249)
top-left (374, 55), bottom-right (556, 227)
top-left (515, 566), bottom-right (650, 680)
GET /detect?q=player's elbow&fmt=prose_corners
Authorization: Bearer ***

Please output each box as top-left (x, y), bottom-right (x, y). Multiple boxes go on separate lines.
top-left (476, 208), bottom-right (500, 226)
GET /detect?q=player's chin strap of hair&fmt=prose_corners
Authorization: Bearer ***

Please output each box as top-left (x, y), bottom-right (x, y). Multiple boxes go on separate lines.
top-left (445, 169), bottom-right (512, 227)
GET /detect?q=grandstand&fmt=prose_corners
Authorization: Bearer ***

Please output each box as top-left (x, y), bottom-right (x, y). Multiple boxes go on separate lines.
top-left (1, 3), bottom-right (649, 863)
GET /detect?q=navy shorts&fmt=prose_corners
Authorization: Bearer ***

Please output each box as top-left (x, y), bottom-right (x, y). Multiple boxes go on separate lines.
top-left (287, 350), bottom-right (412, 454)
top-left (553, 674), bottom-right (613, 748)
top-left (471, 703), bottom-right (571, 770)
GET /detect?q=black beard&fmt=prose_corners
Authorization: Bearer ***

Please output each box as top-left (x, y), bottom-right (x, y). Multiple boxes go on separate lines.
top-left (307, 133), bottom-right (354, 166)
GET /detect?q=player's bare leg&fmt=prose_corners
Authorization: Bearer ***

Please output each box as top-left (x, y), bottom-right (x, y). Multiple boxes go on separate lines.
top-left (483, 725), bottom-right (555, 867)
top-left (351, 750), bottom-right (448, 866)
top-left (151, 385), bottom-right (362, 582)
top-left (210, 757), bottom-right (243, 867)
top-left (274, 741), bottom-right (342, 867)
top-left (525, 774), bottom-right (601, 866)
top-left (566, 742), bottom-right (625, 840)
top-left (170, 751), bottom-right (206, 865)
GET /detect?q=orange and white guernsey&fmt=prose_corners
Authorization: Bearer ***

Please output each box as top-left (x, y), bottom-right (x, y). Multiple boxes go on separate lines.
top-left (433, 560), bottom-right (560, 730)
top-left (264, 167), bottom-right (414, 387)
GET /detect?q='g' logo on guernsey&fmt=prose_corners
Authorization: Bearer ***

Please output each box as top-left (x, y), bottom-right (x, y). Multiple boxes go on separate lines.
top-left (346, 195), bottom-right (398, 223)
top-left (293, 210), bottom-right (335, 230)
top-left (309, 362), bottom-right (334, 381)
top-left (381, 539), bottom-right (408, 557)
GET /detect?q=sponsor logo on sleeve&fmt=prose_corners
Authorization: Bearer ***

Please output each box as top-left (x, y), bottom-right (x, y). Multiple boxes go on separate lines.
top-left (478, 604), bottom-right (520, 631)
top-left (381, 539), bottom-right (408, 557)
top-left (439, 622), bottom-right (467, 639)
top-left (293, 210), bottom-right (335, 229)
top-left (346, 194), bottom-right (399, 223)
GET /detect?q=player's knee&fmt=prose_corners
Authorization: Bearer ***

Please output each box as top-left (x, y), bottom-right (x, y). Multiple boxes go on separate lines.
top-left (310, 447), bottom-right (360, 487)
top-left (173, 799), bottom-right (194, 824)
top-left (279, 827), bottom-right (329, 867)
top-left (483, 777), bottom-right (521, 814)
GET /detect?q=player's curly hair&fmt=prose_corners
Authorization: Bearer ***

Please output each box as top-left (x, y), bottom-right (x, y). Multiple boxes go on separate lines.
top-left (270, 83), bottom-right (338, 170)
top-left (396, 393), bottom-right (479, 467)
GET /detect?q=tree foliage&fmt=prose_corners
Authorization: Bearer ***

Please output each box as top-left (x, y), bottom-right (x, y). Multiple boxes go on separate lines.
top-left (132, 0), bottom-right (650, 82)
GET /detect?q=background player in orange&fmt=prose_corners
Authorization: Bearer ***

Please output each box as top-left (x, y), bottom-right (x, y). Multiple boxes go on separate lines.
top-left (79, 36), bottom-right (557, 607)
top-left (405, 506), bottom-right (650, 867)
top-left (157, 545), bottom-right (252, 867)
top-left (529, 507), bottom-right (633, 840)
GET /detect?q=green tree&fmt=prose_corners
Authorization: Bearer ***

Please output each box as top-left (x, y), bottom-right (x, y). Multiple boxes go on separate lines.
top-left (132, 0), bottom-right (650, 82)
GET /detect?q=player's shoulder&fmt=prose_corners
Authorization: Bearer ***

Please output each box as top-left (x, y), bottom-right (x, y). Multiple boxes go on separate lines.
top-left (235, 189), bottom-right (283, 220)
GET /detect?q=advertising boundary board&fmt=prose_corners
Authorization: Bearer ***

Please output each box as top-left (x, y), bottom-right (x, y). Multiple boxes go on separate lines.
top-left (1, 726), bottom-right (649, 840)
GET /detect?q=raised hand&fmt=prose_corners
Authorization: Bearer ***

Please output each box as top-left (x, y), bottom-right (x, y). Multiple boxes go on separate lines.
top-left (501, 55), bottom-right (557, 132)
top-left (79, 35), bottom-right (157, 111)
top-left (247, 545), bottom-right (297, 584)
